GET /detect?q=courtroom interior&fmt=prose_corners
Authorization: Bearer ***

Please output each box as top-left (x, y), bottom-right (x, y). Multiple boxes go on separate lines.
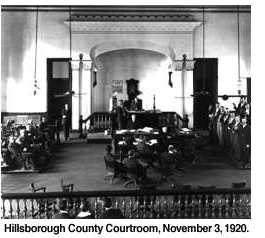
top-left (1, 5), bottom-right (251, 219)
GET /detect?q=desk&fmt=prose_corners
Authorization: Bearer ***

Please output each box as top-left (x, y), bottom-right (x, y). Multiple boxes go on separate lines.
top-left (127, 111), bottom-right (176, 129)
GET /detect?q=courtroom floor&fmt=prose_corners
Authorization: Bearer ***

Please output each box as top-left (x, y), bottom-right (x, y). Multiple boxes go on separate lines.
top-left (1, 140), bottom-right (250, 193)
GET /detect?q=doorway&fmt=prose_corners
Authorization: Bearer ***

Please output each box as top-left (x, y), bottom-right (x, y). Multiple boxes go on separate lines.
top-left (193, 58), bottom-right (218, 130)
top-left (47, 58), bottom-right (72, 126)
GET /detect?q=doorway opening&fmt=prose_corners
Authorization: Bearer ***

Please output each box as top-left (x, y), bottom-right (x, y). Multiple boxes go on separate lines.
top-left (193, 58), bottom-right (218, 130)
top-left (47, 58), bottom-right (72, 127)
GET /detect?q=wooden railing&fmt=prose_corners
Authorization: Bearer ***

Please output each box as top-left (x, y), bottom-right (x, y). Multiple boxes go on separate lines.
top-left (1, 188), bottom-right (250, 219)
top-left (88, 112), bottom-right (111, 132)
top-left (87, 111), bottom-right (183, 132)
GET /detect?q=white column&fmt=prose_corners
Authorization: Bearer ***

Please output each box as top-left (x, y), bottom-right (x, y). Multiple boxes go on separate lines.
top-left (78, 54), bottom-right (83, 118)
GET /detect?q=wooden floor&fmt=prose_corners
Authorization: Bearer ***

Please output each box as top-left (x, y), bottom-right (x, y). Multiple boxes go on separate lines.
top-left (1, 140), bottom-right (250, 193)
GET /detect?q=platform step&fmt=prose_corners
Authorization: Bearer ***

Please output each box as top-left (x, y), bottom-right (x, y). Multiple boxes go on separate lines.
top-left (86, 132), bottom-right (112, 144)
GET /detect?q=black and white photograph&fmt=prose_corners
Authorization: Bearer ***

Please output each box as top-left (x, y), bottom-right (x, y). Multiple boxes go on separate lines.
top-left (1, 4), bottom-right (251, 221)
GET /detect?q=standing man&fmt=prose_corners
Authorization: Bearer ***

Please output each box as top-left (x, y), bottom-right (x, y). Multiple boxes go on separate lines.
top-left (62, 104), bottom-right (71, 141)
top-left (117, 100), bottom-right (128, 129)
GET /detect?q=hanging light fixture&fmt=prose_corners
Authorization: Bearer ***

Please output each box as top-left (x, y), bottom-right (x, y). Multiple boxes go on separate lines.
top-left (68, 7), bottom-right (98, 82)
top-left (33, 6), bottom-right (40, 96)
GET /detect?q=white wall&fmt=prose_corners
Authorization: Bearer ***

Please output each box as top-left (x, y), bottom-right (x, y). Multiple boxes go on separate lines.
top-left (1, 10), bottom-right (251, 116)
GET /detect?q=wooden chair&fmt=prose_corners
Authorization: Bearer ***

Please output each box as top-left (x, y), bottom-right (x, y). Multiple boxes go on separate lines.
top-left (29, 183), bottom-right (48, 218)
top-left (29, 183), bottom-right (46, 193)
top-left (104, 158), bottom-right (116, 184)
top-left (60, 179), bottom-right (74, 192)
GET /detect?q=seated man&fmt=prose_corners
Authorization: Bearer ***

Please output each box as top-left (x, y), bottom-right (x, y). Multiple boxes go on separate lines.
top-left (100, 197), bottom-right (124, 219)
top-left (160, 145), bottom-right (184, 181)
top-left (52, 200), bottom-right (71, 219)
top-left (76, 200), bottom-right (94, 219)
top-left (135, 135), bottom-right (153, 164)
top-left (123, 150), bottom-right (147, 182)
top-left (104, 145), bottom-right (115, 163)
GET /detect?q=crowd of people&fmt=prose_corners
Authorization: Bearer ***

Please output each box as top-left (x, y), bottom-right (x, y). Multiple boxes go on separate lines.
top-left (104, 133), bottom-right (194, 186)
top-left (52, 197), bottom-right (124, 219)
top-left (1, 117), bottom-right (54, 171)
top-left (209, 97), bottom-right (251, 168)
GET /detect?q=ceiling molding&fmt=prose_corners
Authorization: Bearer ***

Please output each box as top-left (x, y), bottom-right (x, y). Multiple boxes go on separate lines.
top-left (65, 21), bottom-right (202, 33)
top-left (2, 5), bottom-right (251, 13)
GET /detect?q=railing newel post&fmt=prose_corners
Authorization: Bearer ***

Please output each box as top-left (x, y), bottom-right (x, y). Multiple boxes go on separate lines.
top-left (2, 199), bottom-right (6, 218)
top-left (23, 199), bottom-right (27, 219)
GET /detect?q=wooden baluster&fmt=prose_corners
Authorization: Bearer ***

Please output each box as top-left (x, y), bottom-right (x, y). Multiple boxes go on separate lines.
top-left (176, 195), bottom-right (181, 218)
top-left (231, 194), bottom-right (237, 218)
top-left (129, 199), bottom-right (133, 218)
top-left (204, 195), bottom-right (209, 218)
top-left (170, 198), bottom-right (175, 218)
top-left (184, 195), bottom-right (189, 218)
top-left (150, 199), bottom-right (154, 219)
top-left (211, 197), bottom-right (216, 218)
top-left (224, 195), bottom-right (230, 218)
top-left (104, 114), bottom-right (108, 129)
top-left (246, 196), bottom-right (251, 218)
top-left (141, 198), bottom-right (146, 219)
top-left (23, 199), bottom-right (27, 218)
top-left (218, 197), bottom-right (223, 218)
top-left (163, 199), bottom-right (168, 218)
top-left (98, 115), bottom-right (101, 129)
top-left (52, 199), bottom-right (57, 218)
top-left (122, 199), bottom-right (126, 218)
top-left (237, 197), bottom-right (243, 218)
top-left (9, 199), bottom-right (13, 219)
top-left (156, 198), bottom-right (161, 218)
top-left (94, 197), bottom-right (98, 219)
top-left (38, 199), bottom-right (42, 219)
top-left (190, 195), bottom-right (195, 218)
top-left (2, 199), bottom-right (6, 218)
top-left (136, 199), bottom-right (140, 219)
top-left (115, 199), bottom-right (118, 209)
top-left (197, 195), bottom-right (202, 218)
top-left (43, 199), bottom-right (48, 219)
top-left (31, 199), bottom-right (34, 218)
top-left (74, 198), bottom-right (79, 217)
top-left (16, 199), bottom-right (20, 218)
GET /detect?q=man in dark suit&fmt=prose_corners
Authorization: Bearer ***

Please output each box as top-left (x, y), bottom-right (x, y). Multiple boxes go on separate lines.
top-left (52, 200), bottom-right (71, 219)
top-left (100, 197), bottom-right (124, 219)
top-left (62, 104), bottom-right (71, 141)
top-left (238, 116), bottom-right (251, 168)
top-left (117, 100), bottom-right (128, 129)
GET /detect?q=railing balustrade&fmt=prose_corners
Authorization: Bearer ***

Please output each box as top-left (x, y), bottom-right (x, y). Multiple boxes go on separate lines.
top-left (1, 188), bottom-right (250, 219)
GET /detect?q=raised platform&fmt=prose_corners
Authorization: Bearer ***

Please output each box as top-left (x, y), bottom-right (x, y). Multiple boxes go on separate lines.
top-left (86, 132), bottom-right (112, 144)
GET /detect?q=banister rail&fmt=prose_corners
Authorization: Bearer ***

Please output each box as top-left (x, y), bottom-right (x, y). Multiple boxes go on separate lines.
top-left (1, 188), bottom-right (250, 219)
top-left (1, 187), bottom-right (250, 199)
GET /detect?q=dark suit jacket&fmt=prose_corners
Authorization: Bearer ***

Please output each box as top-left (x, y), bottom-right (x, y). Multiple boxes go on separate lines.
top-left (100, 208), bottom-right (124, 219)
top-left (238, 124), bottom-right (251, 147)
